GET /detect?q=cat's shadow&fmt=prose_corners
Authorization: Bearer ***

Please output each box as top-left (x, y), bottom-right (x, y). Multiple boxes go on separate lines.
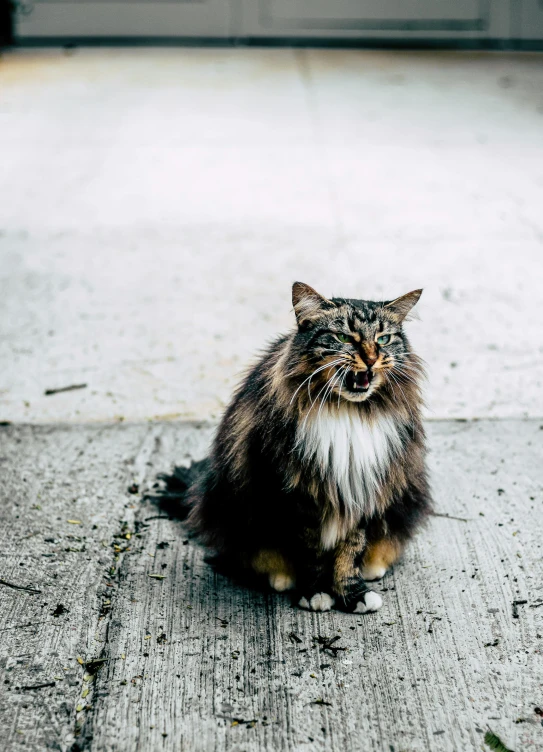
top-left (145, 467), bottom-right (282, 600)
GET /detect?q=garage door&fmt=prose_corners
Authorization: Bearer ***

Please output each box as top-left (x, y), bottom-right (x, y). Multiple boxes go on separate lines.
top-left (238, 0), bottom-right (507, 40)
top-left (16, 0), bottom-right (231, 40)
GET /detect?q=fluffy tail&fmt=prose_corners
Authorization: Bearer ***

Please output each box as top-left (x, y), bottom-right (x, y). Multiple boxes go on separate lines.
top-left (146, 458), bottom-right (208, 520)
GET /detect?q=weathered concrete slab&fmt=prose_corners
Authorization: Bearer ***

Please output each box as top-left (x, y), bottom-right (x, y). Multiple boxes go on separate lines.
top-left (1, 49), bottom-right (543, 424)
top-left (1, 420), bottom-right (541, 752)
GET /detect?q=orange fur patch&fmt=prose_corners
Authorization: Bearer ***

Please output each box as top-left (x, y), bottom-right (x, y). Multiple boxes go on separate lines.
top-left (251, 549), bottom-right (294, 579)
top-left (363, 538), bottom-right (403, 571)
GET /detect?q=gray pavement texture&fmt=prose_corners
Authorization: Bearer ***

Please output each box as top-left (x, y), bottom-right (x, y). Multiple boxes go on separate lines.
top-left (0, 421), bottom-right (542, 752)
top-left (1, 49), bottom-right (543, 423)
top-left (1, 48), bottom-right (543, 752)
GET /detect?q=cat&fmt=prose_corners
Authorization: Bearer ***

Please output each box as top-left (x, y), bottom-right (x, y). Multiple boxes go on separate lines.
top-left (157, 282), bottom-right (432, 613)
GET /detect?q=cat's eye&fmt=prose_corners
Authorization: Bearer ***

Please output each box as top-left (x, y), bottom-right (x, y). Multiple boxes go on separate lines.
top-left (376, 334), bottom-right (391, 346)
top-left (335, 333), bottom-right (352, 344)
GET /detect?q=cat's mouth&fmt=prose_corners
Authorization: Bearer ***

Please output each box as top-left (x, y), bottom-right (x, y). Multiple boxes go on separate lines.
top-left (345, 369), bottom-right (372, 393)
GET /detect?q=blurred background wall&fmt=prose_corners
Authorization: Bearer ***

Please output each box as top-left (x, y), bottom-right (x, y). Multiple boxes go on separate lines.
top-left (10, 1), bottom-right (543, 47)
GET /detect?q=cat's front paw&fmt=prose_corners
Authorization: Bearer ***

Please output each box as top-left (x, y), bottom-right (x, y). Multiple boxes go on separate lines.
top-left (298, 592), bottom-right (335, 612)
top-left (338, 589), bottom-right (383, 614)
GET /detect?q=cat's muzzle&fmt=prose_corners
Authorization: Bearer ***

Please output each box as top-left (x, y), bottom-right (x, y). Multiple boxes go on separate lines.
top-left (345, 369), bottom-right (373, 393)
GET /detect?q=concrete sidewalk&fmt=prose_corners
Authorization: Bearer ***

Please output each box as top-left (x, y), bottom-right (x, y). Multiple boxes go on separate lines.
top-left (1, 49), bottom-right (543, 424)
top-left (0, 420), bottom-right (541, 752)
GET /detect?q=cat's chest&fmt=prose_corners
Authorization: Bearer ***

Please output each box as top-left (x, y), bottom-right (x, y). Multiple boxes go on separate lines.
top-left (296, 406), bottom-right (402, 526)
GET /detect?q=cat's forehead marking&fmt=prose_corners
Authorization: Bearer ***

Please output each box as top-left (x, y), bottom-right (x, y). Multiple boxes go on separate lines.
top-left (324, 299), bottom-right (388, 337)
top-left (350, 308), bottom-right (380, 334)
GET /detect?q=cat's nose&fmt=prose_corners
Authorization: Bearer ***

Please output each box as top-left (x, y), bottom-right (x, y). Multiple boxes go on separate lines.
top-left (361, 344), bottom-right (378, 367)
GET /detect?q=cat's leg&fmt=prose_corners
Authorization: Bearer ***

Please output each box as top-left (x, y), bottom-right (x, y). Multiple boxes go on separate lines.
top-left (333, 529), bottom-right (383, 614)
top-left (296, 532), bottom-right (337, 611)
top-left (297, 573), bottom-right (336, 612)
top-left (361, 481), bottom-right (432, 581)
top-left (297, 529), bottom-right (383, 614)
top-left (360, 537), bottom-right (403, 581)
top-left (251, 549), bottom-right (296, 592)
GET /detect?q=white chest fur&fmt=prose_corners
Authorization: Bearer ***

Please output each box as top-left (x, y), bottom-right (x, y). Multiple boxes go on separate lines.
top-left (296, 405), bottom-right (402, 548)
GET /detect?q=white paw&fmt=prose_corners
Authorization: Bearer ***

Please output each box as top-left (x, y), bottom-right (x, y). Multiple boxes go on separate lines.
top-left (360, 564), bottom-right (387, 581)
top-left (298, 593), bottom-right (335, 612)
top-left (352, 591), bottom-right (383, 614)
top-left (269, 573), bottom-right (295, 592)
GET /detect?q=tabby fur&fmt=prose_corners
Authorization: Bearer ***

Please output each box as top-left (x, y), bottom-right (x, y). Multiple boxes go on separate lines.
top-left (163, 282), bottom-right (432, 613)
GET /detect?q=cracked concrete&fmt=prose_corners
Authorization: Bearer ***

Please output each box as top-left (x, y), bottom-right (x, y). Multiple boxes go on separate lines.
top-left (1, 421), bottom-right (542, 752)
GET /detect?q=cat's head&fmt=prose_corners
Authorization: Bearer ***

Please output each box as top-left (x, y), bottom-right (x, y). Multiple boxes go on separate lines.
top-left (291, 282), bottom-right (422, 404)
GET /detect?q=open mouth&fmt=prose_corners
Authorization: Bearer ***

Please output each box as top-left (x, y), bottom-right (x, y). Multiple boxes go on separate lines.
top-left (345, 369), bottom-right (373, 393)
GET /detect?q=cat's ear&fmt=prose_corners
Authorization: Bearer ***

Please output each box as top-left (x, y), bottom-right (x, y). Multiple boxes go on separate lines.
top-left (292, 282), bottom-right (334, 326)
top-left (384, 289), bottom-right (422, 322)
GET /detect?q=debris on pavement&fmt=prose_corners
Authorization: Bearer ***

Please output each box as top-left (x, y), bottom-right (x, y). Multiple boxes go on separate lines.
top-left (44, 383), bottom-right (87, 396)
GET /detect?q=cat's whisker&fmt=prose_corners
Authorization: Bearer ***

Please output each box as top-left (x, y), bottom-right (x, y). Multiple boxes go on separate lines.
top-left (378, 363), bottom-right (419, 392)
top-left (381, 371), bottom-right (402, 409)
top-left (308, 360), bottom-right (351, 407)
top-left (326, 367), bottom-right (347, 404)
top-left (317, 368), bottom-right (345, 421)
top-left (307, 366), bottom-right (334, 408)
top-left (391, 367), bottom-right (419, 387)
top-left (392, 357), bottom-right (426, 378)
top-left (284, 353), bottom-right (343, 379)
top-left (386, 369), bottom-right (417, 430)
top-left (391, 356), bottom-right (419, 369)
top-left (314, 370), bottom-right (341, 416)
top-left (289, 359), bottom-right (346, 405)
top-left (303, 362), bottom-right (349, 428)
top-left (392, 363), bottom-right (421, 382)
top-left (385, 374), bottom-right (412, 424)
top-left (337, 366), bottom-right (349, 408)
top-left (326, 366), bottom-right (347, 405)
top-left (301, 367), bottom-right (344, 429)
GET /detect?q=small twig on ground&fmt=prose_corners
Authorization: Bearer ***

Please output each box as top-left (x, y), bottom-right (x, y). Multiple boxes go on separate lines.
top-left (427, 617), bottom-right (442, 634)
top-left (0, 578), bottom-right (41, 594)
top-left (144, 515), bottom-right (171, 522)
top-left (20, 682), bottom-right (56, 691)
top-left (512, 600), bottom-right (528, 619)
top-left (0, 622), bottom-right (50, 632)
top-left (44, 383), bottom-right (87, 396)
top-left (313, 636), bottom-right (346, 656)
top-left (430, 511), bottom-right (470, 522)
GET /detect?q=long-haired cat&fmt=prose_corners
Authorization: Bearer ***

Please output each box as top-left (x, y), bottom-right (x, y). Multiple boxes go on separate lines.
top-left (158, 283), bottom-right (432, 613)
